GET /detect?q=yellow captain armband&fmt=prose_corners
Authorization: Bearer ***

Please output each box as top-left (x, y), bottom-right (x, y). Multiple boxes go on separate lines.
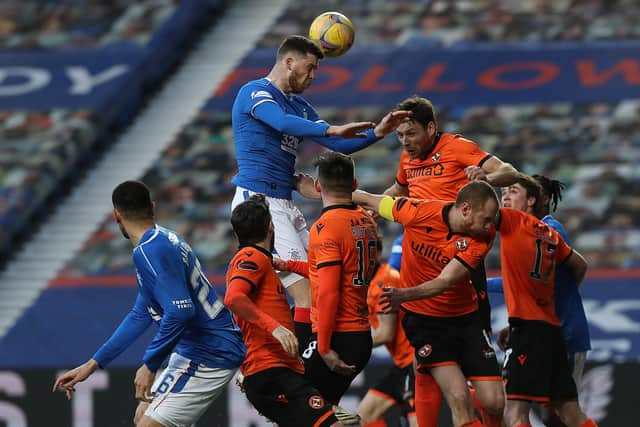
top-left (378, 196), bottom-right (396, 221)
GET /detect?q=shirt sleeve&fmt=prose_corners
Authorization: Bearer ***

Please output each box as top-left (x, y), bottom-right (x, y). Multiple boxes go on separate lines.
top-left (92, 293), bottom-right (152, 368)
top-left (450, 135), bottom-right (491, 167)
top-left (311, 128), bottom-right (381, 155)
top-left (253, 101), bottom-right (329, 137)
top-left (141, 248), bottom-right (196, 372)
top-left (316, 264), bottom-right (341, 355)
top-left (224, 275), bottom-right (280, 334)
top-left (455, 228), bottom-right (495, 272)
top-left (555, 233), bottom-right (574, 265)
top-left (390, 197), bottom-right (427, 227)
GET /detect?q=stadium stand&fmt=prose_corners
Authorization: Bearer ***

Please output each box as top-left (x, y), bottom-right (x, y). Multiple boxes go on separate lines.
top-left (0, 0), bottom-right (226, 262)
top-left (259, 0), bottom-right (640, 47)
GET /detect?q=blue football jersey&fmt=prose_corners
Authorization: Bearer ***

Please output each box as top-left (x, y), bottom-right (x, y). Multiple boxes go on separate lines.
top-left (93, 225), bottom-right (245, 371)
top-left (231, 78), bottom-right (326, 199)
top-left (543, 215), bottom-right (591, 353)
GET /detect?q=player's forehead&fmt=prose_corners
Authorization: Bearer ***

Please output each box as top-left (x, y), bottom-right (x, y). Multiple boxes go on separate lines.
top-left (502, 183), bottom-right (525, 193)
top-left (294, 52), bottom-right (319, 67)
top-left (396, 118), bottom-right (422, 133)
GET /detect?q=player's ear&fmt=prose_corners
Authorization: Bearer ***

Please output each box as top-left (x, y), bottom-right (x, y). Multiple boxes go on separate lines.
top-left (314, 178), bottom-right (321, 193)
top-left (352, 179), bottom-right (358, 192)
top-left (151, 201), bottom-right (156, 217)
top-left (113, 208), bottom-right (121, 223)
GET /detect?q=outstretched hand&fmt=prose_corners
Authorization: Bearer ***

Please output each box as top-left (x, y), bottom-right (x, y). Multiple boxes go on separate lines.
top-left (327, 121), bottom-right (375, 139)
top-left (374, 110), bottom-right (413, 137)
top-left (52, 359), bottom-right (99, 400)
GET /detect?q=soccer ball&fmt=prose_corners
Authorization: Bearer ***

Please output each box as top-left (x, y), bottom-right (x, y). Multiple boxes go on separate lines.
top-left (308, 11), bottom-right (355, 58)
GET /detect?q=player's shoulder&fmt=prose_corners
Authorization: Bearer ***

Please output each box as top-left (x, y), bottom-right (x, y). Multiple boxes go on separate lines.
top-left (395, 196), bottom-right (443, 214)
top-left (442, 132), bottom-right (477, 145)
top-left (542, 215), bottom-right (568, 235)
top-left (229, 245), bottom-right (271, 273)
top-left (238, 78), bottom-right (277, 98)
top-left (136, 225), bottom-right (182, 254)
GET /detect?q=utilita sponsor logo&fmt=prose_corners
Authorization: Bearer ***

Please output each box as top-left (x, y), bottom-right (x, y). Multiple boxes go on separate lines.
top-left (411, 240), bottom-right (450, 265)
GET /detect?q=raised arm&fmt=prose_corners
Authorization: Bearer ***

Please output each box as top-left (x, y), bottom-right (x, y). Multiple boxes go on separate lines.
top-left (352, 189), bottom-right (390, 214)
top-left (466, 156), bottom-right (518, 187)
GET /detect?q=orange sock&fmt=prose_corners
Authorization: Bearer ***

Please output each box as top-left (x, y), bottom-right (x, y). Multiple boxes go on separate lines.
top-left (415, 372), bottom-right (443, 427)
top-left (361, 420), bottom-right (387, 427)
top-left (580, 420), bottom-right (598, 427)
top-left (461, 419), bottom-right (485, 427)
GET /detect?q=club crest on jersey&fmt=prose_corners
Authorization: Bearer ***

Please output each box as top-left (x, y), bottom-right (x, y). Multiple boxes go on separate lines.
top-left (250, 90), bottom-right (272, 99)
top-left (308, 395), bottom-right (325, 409)
top-left (431, 152), bottom-right (441, 162)
top-left (238, 260), bottom-right (259, 271)
top-left (418, 344), bottom-right (432, 358)
top-left (456, 238), bottom-right (468, 251)
top-left (316, 223), bottom-right (325, 233)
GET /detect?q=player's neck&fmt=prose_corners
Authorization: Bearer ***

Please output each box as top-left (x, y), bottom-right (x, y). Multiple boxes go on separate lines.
top-left (447, 206), bottom-right (467, 234)
top-left (126, 220), bottom-right (156, 247)
top-left (321, 194), bottom-right (353, 208)
top-left (267, 67), bottom-right (291, 94)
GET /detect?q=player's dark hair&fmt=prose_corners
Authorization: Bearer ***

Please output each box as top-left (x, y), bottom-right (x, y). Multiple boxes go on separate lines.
top-left (314, 151), bottom-right (355, 195)
top-left (231, 194), bottom-right (271, 245)
top-left (277, 35), bottom-right (325, 60)
top-left (395, 96), bottom-right (436, 128)
top-left (455, 180), bottom-right (499, 210)
top-left (532, 174), bottom-right (565, 214)
top-left (514, 173), bottom-right (544, 218)
top-left (112, 180), bottom-right (154, 220)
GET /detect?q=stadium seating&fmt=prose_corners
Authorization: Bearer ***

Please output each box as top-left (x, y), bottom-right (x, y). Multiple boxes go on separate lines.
top-left (0, 0), bottom-right (226, 260)
top-left (259, 0), bottom-right (640, 48)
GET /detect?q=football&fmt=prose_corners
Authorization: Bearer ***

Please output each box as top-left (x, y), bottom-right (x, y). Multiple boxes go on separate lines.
top-left (308, 11), bottom-right (355, 57)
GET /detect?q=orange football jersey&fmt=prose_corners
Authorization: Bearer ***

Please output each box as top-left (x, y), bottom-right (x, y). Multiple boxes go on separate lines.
top-left (308, 204), bottom-right (377, 333)
top-left (497, 208), bottom-right (573, 326)
top-left (396, 132), bottom-right (491, 200)
top-left (226, 245), bottom-right (304, 376)
top-left (391, 198), bottom-right (494, 317)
